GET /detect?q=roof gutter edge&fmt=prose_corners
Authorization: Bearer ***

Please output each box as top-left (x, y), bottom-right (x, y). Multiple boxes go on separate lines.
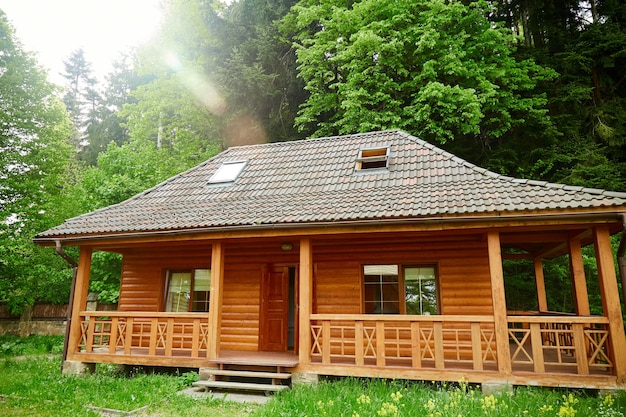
top-left (33, 211), bottom-right (626, 246)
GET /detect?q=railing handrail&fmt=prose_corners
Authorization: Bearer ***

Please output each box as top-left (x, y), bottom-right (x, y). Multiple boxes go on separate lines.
top-left (310, 314), bottom-right (495, 323)
top-left (507, 315), bottom-right (609, 324)
top-left (79, 311), bottom-right (209, 320)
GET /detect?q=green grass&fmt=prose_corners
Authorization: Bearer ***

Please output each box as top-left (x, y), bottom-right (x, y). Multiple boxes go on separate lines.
top-left (0, 336), bottom-right (624, 416)
top-left (0, 335), bottom-right (64, 357)
top-left (256, 378), bottom-right (626, 417)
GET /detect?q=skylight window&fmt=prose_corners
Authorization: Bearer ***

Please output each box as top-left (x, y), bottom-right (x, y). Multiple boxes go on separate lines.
top-left (356, 146), bottom-right (390, 171)
top-left (209, 160), bottom-right (247, 184)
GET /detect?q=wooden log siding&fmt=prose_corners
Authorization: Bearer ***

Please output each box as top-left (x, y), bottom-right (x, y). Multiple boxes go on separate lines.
top-left (220, 263), bottom-right (261, 351)
top-left (312, 241), bottom-right (494, 316)
top-left (118, 246), bottom-right (212, 312)
top-left (116, 237), bottom-right (494, 354)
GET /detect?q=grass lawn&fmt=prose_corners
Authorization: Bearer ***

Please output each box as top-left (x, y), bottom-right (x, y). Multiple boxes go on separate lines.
top-left (0, 335), bottom-right (625, 416)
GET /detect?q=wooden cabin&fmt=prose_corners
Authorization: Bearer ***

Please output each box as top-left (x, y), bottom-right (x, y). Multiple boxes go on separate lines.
top-left (35, 130), bottom-right (626, 390)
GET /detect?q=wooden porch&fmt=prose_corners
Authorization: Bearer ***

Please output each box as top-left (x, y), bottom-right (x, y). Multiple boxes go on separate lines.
top-left (72, 309), bottom-right (618, 388)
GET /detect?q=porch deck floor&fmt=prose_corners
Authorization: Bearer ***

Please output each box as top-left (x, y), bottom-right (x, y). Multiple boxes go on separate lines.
top-left (211, 350), bottom-right (299, 368)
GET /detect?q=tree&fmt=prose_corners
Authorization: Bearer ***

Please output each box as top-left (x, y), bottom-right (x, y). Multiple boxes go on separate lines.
top-left (283, 0), bottom-right (557, 152)
top-left (0, 10), bottom-right (75, 313)
top-left (79, 54), bottom-right (148, 165)
top-left (61, 48), bottom-right (100, 151)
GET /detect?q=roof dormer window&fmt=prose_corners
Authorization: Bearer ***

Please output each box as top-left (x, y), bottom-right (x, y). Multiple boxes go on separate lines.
top-left (356, 146), bottom-right (390, 171)
top-left (209, 160), bottom-right (247, 184)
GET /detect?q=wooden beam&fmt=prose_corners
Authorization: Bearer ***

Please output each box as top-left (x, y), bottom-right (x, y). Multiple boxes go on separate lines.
top-left (535, 241), bottom-right (568, 259)
top-left (487, 231), bottom-right (512, 376)
top-left (208, 242), bottom-right (225, 360)
top-left (44, 211), bottom-right (624, 249)
top-left (533, 257), bottom-right (549, 313)
top-left (298, 238), bottom-right (313, 365)
top-left (593, 226), bottom-right (626, 384)
top-left (569, 238), bottom-right (590, 316)
top-left (66, 246), bottom-right (93, 359)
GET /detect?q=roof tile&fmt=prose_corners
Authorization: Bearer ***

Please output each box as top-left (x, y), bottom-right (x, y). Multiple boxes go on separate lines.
top-left (36, 130), bottom-right (626, 239)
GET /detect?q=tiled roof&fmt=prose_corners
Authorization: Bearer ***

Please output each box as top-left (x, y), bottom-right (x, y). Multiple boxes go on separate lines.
top-left (36, 130), bottom-right (626, 239)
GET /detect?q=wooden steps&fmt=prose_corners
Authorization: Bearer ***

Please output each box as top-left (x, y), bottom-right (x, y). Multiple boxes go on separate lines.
top-left (193, 379), bottom-right (288, 393)
top-left (194, 353), bottom-right (296, 395)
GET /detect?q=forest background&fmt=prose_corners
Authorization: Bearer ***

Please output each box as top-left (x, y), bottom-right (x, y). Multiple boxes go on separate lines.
top-left (1, 0), bottom-right (625, 317)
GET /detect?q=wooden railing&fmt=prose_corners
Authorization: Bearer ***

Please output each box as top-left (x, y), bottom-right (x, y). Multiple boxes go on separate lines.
top-left (77, 311), bottom-right (211, 359)
top-left (309, 314), bottom-right (497, 371)
top-left (507, 315), bottom-right (613, 376)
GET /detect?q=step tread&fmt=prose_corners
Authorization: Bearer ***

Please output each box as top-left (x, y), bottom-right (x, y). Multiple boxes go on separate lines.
top-left (201, 369), bottom-right (292, 379)
top-left (193, 380), bottom-right (288, 392)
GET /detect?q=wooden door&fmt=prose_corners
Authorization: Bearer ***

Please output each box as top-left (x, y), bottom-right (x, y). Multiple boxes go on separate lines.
top-left (260, 265), bottom-right (289, 351)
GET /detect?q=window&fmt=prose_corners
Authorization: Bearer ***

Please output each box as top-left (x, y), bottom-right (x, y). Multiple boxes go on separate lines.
top-left (356, 146), bottom-right (389, 171)
top-left (209, 161), bottom-right (246, 184)
top-left (363, 264), bottom-right (438, 315)
top-left (165, 269), bottom-right (211, 312)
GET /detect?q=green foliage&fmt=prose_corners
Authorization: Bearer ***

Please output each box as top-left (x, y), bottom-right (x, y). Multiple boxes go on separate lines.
top-left (283, 0), bottom-right (557, 146)
top-left (0, 335), bottom-right (64, 357)
top-left (89, 252), bottom-right (122, 304)
top-left (0, 11), bottom-right (76, 313)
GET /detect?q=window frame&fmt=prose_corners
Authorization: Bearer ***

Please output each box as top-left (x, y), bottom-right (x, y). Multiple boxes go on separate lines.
top-left (164, 268), bottom-right (211, 312)
top-left (355, 146), bottom-right (390, 171)
top-left (361, 263), bottom-right (440, 315)
top-left (208, 160), bottom-right (247, 184)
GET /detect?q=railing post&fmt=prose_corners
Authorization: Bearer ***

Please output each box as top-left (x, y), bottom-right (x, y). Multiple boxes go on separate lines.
top-left (124, 317), bottom-right (133, 355)
top-left (572, 323), bottom-right (589, 375)
top-left (299, 238), bottom-right (313, 365)
top-left (529, 323), bottom-right (545, 373)
top-left (376, 321), bottom-right (385, 367)
top-left (109, 317), bottom-right (118, 355)
top-left (434, 322), bottom-right (444, 369)
top-left (165, 318), bottom-right (174, 356)
top-left (85, 316), bottom-right (96, 353)
top-left (66, 247), bottom-right (93, 359)
top-left (191, 319), bottom-right (200, 358)
top-left (355, 321), bottom-right (365, 366)
top-left (471, 322), bottom-right (483, 371)
top-left (322, 320), bottom-right (331, 364)
top-left (487, 231), bottom-right (513, 376)
top-left (411, 322), bottom-right (421, 368)
top-left (149, 318), bottom-right (158, 356)
top-left (593, 226), bottom-right (626, 382)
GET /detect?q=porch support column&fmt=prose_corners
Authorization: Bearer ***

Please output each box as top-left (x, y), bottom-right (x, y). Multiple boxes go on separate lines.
top-left (569, 238), bottom-right (590, 316)
top-left (299, 238), bottom-right (313, 365)
top-left (208, 241), bottom-right (225, 360)
top-left (593, 226), bottom-right (626, 383)
top-left (487, 231), bottom-right (512, 376)
top-left (67, 246), bottom-right (93, 359)
top-left (533, 257), bottom-right (548, 313)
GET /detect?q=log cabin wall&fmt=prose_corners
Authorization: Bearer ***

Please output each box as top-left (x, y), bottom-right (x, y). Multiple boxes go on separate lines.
top-left (115, 234), bottom-right (493, 352)
top-left (312, 237), bottom-right (493, 316)
top-left (117, 245), bottom-right (212, 312)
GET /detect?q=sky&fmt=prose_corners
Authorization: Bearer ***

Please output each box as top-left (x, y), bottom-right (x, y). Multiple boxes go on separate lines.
top-left (0, 0), bottom-right (163, 85)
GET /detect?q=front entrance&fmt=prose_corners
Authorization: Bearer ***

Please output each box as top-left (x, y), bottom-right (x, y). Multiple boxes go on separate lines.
top-left (259, 265), bottom-right (297, 351)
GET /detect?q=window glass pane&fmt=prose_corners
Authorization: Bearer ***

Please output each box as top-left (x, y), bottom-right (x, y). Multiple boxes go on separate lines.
top-left (363, 265), bottom-right (399, 314)
top-left (209, 161), bottom-right (246, 183)
top-left (405, 267), bottom-right (438, 315)
top-left (166, 272), bottom-right (191, 312)
top-left (192, 269), bottom-right (211, 312)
